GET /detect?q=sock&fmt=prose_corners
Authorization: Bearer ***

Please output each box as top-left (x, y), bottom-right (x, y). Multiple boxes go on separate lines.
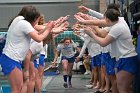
top-left (63, 75), bottom-right (68, 83)
top-left (68, 75), bottom-right (72, 82)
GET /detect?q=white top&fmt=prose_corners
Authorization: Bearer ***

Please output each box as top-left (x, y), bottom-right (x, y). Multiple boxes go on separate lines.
top-left (57, 43), bottom-right (75, 58)
top-left (88, 41), bottom-right (101, 57)
top-left (88, 9), bottom-right (137, 59)
top-left (101, 27), bottom-right (111, 54)
top-left (89, 9), bottom-right (104, 19)
top-left (3, 16), bottom-right (34, 62)
top-left (78, 33), bottom-right (101, 58)
top-left (30, 39), bottom-right (43, 60)
top-left (108, 18), bottom-right (137, 60)
top-left (44, 44), bottom-right (48, 59)
top-left (30, 43), bottom-right (48, 64)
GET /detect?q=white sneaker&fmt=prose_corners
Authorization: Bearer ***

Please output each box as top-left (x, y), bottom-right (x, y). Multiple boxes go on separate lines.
top-left (85, 84), bottom-right (93, 89)
top-left (84, 71), bottom-right (91, 75)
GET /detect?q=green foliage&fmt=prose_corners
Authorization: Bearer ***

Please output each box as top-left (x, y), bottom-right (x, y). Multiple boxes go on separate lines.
top-left (132, 37), bottom-right (137, 47)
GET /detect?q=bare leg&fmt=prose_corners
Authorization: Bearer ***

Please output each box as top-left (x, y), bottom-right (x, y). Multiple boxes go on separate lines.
top-left (94, 66), bottom-right (101, 89)
top-left (62, 59), bottom-right (68, 76)
top-left (83, 59), bottom-right (90, 73)
top-left (104, 75), bottom-right (110, 93)
top-left (100, 66), bottom-right (106, 92)
top-left (35, 68), bottom-right (42, 93)
top-left (8, 67), bottom-right (27, 93)
top-left (89, 69), bottom-right (94, 84)
top-left (67, 63), bottom-right (74, 88)
top-left (62, 59), bottom-right (69, 88)
top-left (93, 67), bottom-right (98, 87)
top-left (116, 70), bottom-right (133, 93)
top-left (109, 74), bottom-right (118, 93)
top-left (27, 62), bottom-right (35, 93)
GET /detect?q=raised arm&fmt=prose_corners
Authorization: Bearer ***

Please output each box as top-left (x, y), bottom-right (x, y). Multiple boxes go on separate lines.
top-left (29, 21), bottom-right (54, 42)
top-left (53, 50), bottom-right (60, 63)
top-left (78, 35), bottom-right (90, 58)
top-left (74, 14), bottom-right (108, 27)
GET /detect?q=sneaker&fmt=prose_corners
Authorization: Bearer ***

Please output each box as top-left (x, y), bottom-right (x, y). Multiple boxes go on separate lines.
top-left (68, 82), bottom-right (72, 88)
top-left (84, 71), bottom-right (91, 75)
top-left (85, 84), bottom-right (93, 89)
top-left (63, 82), bottom-right (68, 88)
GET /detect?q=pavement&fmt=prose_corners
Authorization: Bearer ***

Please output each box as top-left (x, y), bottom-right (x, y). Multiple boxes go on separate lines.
top-left (0, 72), bottom-right (99, 93)
top-left (41, 74), bottom-right (98, 93)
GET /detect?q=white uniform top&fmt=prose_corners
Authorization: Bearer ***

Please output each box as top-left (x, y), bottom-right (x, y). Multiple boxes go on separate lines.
top-left (3, 16), bottom-right (34, 62)
top-left (88, 10), bottom-right (110, 54)
top-left (89, 9), bottom-right (104, 19)
top-left (88, 9), bottom-right (136, 59)
top-left (57, 43), bottom-right (75, 58)
top-left (101, 27), bottom-right (111, 54)
top-left (108, 18), bottom-right (137, 60)
top-left (30, 39), bottom-right (44, 60)
top-left (88, 41), bottom-right (101, 57)
top-left (44, 44), bottom-right (48, 59)
top-left (78, 32), bottom-right (101, 58)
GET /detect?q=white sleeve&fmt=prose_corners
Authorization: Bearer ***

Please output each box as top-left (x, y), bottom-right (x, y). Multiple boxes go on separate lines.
top-left (89, 9), bottom-right (104, 19)
top-left (30, 44), bottom-right (41, 55)
top-left (108, 26), bottom-right (122, 39)
top-left (20, 20), bottom-right (35, 34)
top-left (44, 44), bottom-right (48, 58)
top-left (103, 27), bottom-right (111, 33)
top-left (79, 36), bottom-right (85, 41)
top-left (71, 40), bottom-right (78, 48)
top-left (56, 44), bottom-right (62, 52)
top-left (76, 33), bottom-right (85, 41)
top-left (78, 37), bottom-right (90, 58)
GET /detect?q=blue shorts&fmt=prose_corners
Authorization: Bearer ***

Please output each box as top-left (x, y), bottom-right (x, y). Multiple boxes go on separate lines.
top-left (91, 54), bottom-right (102, 68)
top-left (116, 56), bottom-right (138, 75)
top-left (101, 53), bottom-right (109, 66)
top-left (105, 57), bottom-right (116, 75)
top-left (0, 54), bottom-right (22, 75)
top-left (39, 54), bottom-right (45, 66)
top-left (61, 56), bottom-right (75, 63)
top-left (34, 60), bottom-right (39, 69)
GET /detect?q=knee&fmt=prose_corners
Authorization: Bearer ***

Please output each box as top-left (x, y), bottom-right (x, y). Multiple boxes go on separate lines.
top-left (63, 67), bottom-right (68, 71)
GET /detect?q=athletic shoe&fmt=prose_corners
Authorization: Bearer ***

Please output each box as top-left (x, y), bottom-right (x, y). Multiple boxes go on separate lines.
top-left (68, 82), bottom-right (72, 88)
top-left (84, 71), bottom-right (91, 75)
top-left (63, 82), bottom-right (68, 88)
top-left (85, 84), bottom-right (93, 89)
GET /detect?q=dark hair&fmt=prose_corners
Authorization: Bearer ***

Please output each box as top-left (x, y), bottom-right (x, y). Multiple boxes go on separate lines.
top-left (84, 48), bottom-right (88, 55)
top-left (104, 9), bottom-right (120, 22)
top-left (107, 3), bottom-right (120, 13)
top-left (8, 5), bottom-right (40, 27)
top-left (63, 37), bottom-right (72, 43)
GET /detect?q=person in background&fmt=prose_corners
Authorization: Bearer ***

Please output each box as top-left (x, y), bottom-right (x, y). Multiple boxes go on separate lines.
top-left (82, 49), bottom-right (91, 75)
top-left (52, 37), bottom-right (80, 88)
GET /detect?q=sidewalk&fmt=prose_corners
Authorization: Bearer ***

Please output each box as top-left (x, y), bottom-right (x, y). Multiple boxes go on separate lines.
top-left (42, 74), bottom-right (98, 93)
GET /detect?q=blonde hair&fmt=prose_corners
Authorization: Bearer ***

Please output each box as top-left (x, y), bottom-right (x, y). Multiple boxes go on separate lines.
top-left (38, 14), bottom-right (45, 25)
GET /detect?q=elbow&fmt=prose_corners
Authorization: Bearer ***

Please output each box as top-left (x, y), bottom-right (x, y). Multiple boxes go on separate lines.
top-left (33, 38), bottom-right (42, 43)
top-left (100, 43), bottom-right (108, 47)
top-left (35, 39), bottom-right (42, 43)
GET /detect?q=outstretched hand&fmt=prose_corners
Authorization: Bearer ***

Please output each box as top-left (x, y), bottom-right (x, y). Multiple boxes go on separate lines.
top-left (54, 15), bottom-right (70, 28)
top-left (78, 6), bottom-right (90, 12)
top-left (45, 21), bottom-right (55, 33)
top-left (52, 21), bottom-right (69, 34)
top-left (74, 14), bottom-right (87, 24)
